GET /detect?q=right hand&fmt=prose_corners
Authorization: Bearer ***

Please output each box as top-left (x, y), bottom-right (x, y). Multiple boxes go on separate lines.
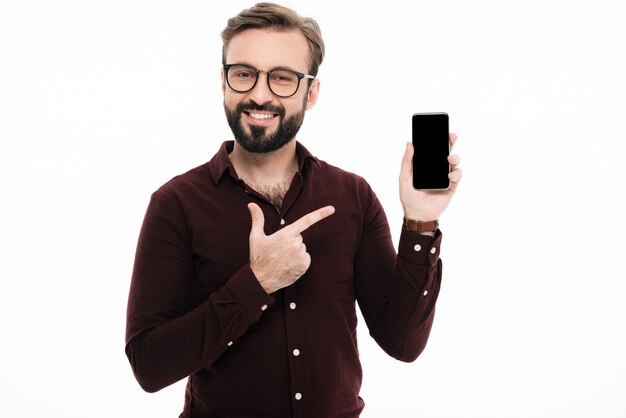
top-left (248, 202), bottom-right (335, 294)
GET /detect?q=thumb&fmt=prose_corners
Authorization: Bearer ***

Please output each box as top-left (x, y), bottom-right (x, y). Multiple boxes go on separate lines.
top-left (248, 202), bottom-right (266, 238)
top-left (400, 142), bottom-right (414, 180)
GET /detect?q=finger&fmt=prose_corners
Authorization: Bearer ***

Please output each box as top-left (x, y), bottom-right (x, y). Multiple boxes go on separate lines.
top-left (449, 168), bottom-right (463, 185)
top-left (448, 154), bottom-right (460, 168)
top-left (248, 202), bottom-right (266, 238)
top-left (400, 142), bottom-right (414, 179)
top-left (286, 205), bottom-right (335, 235)
top-left (302, 252), bottom-right (312, 271)
top-left (449, 133), bottom-right (458, 148)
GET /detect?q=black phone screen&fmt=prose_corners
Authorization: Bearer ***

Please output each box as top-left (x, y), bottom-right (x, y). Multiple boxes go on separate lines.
top-left (412, 113), bottom-right (450, 190)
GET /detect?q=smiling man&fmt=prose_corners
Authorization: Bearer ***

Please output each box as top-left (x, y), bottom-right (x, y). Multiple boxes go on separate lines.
top-left (125, 3), bottom-right (461, 417)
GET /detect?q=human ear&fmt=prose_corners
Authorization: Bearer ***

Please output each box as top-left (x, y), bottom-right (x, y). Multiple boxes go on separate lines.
top-left (305, 78), bottom-right (320, 110)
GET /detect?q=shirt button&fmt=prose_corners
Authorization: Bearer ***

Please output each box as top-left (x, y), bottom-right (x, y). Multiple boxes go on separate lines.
top-left (261, 304), bottom-right (268, 311)
top-left (414, 244), bottom-right (422, 252)
top-left (289, 302), bottom-right (297, 310)
top-left (430, 247), bottom-right (437, 254)
top-left (280, 218), bottom-right (286, 225)
top-left (227, 341), bottom-right (233, 346)
top-left (295, 392), bottom-right (302, 401)
top-left (293, 348), bottom-right (300, 356)
top-left (423, 290), bottom-right (428, 296)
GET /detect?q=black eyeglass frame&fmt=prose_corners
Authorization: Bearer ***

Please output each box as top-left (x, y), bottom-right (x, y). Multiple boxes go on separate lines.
top-left (223, 64), bottom-right (315, 98)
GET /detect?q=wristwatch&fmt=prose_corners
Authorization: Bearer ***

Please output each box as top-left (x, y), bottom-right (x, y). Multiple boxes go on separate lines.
top-left (403, 217), bottom-right (439, 233)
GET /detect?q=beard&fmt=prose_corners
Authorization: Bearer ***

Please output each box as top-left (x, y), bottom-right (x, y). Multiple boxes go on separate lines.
top-left (224, 100), bottom-right (306, 154)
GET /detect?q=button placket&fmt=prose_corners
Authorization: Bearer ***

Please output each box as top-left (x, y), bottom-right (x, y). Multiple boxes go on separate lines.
top-left (283, 286), bottom-right (304, 411)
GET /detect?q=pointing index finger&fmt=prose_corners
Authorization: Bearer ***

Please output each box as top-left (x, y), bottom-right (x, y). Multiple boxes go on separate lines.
top-left (285, 206), bottom-right (335, 235)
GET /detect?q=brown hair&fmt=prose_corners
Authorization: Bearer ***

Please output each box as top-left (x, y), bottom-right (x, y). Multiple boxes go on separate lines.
top-left (221, 2), bottom-right (325, 77)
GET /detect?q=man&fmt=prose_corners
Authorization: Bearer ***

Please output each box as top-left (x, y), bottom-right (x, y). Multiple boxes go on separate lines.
top-left (125, 2), bottom-right (462, 417)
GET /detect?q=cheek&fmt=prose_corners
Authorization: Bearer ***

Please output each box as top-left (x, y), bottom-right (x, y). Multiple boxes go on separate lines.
top-left (223, 92), bottom-right (241, 111)
top-left (284, 94), bottom-right (308, 116)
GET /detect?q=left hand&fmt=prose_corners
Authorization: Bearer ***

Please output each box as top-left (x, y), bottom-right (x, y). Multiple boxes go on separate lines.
top-left (399, 133), bottom-right (462, 221)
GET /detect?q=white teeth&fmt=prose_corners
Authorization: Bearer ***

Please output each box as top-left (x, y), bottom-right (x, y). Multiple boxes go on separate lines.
top-left (249, 113), bottom-right (274, 120)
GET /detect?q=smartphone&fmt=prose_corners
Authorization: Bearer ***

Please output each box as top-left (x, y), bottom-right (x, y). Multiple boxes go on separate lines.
top-left (412, 112), bottom-right (450, 190)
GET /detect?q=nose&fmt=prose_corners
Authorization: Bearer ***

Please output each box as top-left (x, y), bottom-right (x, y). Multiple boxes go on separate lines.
top-left (248, 70), bottom-right (274, 106)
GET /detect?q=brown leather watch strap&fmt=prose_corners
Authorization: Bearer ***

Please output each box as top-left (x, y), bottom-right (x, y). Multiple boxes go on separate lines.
top-left (404, 217), bottom-right (439, 233)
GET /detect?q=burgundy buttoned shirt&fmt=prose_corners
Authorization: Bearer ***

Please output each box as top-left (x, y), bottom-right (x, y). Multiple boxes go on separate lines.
top-left (125, 141), bottom-right (443, 417)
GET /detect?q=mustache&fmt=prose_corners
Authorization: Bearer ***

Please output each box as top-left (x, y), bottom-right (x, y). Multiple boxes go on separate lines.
top-left (236, 102), bottom-right (285, 117)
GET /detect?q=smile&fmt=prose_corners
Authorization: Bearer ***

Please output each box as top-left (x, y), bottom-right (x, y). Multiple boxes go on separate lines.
top-left (243, 110), bottom-right (279, 127)
top-left (244, 111), bottom-right (278, 120)
top-left (245, 111), bottom-right (276, 120)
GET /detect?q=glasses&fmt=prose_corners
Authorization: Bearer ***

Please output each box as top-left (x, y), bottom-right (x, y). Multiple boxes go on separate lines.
top-left (223, 64), bottom-right (315, 98)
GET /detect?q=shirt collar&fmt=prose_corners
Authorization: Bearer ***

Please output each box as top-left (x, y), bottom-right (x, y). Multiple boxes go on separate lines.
top-left (209, 140), bottom-right (321, 184)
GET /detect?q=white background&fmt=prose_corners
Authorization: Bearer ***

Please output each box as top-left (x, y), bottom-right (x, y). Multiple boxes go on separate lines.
top-left (1, 0), bottom-right (625, 417)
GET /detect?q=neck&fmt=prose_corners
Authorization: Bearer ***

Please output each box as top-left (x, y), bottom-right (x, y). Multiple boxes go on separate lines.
top-left (229, 140), bottom-right (298, 185)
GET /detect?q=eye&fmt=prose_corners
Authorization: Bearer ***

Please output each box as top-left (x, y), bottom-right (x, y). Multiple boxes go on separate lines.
top-left (270, 71), bottom-right (296, 83)
top-left (233, 70), bottom-right (255, 79)
top-left (230, 66), bottom-right (256, 80)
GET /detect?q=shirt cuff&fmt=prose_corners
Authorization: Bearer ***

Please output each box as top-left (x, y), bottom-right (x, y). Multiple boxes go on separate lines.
top-left (398, 227), bottom-right (442, 266)
top-left (224, 264), bottom-right (275, 322)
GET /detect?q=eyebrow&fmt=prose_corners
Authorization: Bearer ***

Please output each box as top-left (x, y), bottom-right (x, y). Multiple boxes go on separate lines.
top-left (233, 62), bottom-right (305, 74)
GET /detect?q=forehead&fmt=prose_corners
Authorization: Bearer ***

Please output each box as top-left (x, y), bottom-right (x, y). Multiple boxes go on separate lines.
top-left (225, 28), bottom-right (310, 72)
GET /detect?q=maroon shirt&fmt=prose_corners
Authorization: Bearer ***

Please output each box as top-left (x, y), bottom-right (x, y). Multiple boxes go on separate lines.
top-left (125, 141), bottom-right (443, 417)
